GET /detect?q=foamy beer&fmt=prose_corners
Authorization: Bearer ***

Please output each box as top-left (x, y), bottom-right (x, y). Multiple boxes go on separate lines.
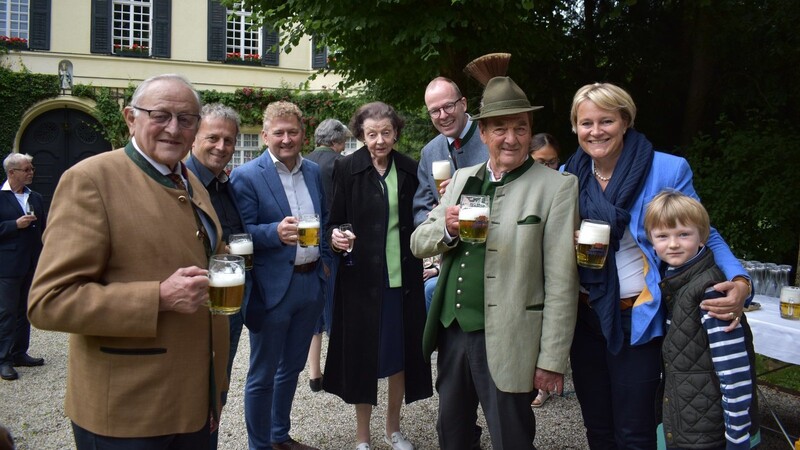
top-left (228, 233), bottom-right (253, 270)
top-left (432, 160), bottom-right (451, 194)
top-left (576, 219), bottom-right (611, 269)
top-left (459, 195), bottom-right (490, 244)
top-left (208, 254), bottom-right (246, 315)
top-left (298, 213), bottom-right (320, 247)
top-left (780, 286), bottom-right (800, 320)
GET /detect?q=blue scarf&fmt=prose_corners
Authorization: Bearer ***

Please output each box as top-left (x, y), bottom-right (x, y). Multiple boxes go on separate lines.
top-left (564, 128), bottom-right (654, 354)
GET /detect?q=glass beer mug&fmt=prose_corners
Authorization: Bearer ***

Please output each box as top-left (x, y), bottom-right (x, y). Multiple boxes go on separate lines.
top-left (208, 254), bottom-right (246, 315)
top-left (780, 285), bottom-right (800, 320)
top-left (228, 233), bottom-right (253, 270)
top-left (576, 219), bottom-right (611, 269)
top-left (298, 213), bottom-right (321, 248)
top-left (459, 195), bottom-right (490, 244)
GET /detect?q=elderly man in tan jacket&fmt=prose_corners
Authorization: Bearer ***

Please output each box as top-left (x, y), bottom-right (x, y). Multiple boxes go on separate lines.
top-left (29, 74), bottom-right (229, 449)
top-left (411, 75), bottom-right (579, 450)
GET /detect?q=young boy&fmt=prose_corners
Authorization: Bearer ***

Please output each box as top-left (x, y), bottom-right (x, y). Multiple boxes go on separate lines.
top-left (645, 190), bottom-right (758, 450)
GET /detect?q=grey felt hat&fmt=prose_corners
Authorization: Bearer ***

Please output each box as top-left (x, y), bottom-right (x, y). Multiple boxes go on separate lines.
top-left (472, 76), bottom-right (543, 120)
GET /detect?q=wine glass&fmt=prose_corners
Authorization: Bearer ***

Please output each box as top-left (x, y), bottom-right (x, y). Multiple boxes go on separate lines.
top-left (339, 223), bottom-right (355, 267)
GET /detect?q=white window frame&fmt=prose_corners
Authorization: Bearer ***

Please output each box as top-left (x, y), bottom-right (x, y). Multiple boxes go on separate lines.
top-left (112, 0), bottom-right (151, 55)
top-left (226, 3), bottom-right (261, 61)
top-left (0, 0), bottom-right (29, 40)
top-left (229, 132), bottom-right (262, 171)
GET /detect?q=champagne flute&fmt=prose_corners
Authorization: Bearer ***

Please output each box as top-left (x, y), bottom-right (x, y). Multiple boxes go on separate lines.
top-left (339, 223), bottom-right (355, 267)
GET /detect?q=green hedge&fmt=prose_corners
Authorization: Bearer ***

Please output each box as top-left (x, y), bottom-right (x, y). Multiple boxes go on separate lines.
top-left (0, 67), bottom-right (60, 178)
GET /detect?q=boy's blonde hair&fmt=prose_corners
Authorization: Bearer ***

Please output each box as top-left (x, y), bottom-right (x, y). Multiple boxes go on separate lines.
top-left (644, 190), bottom-right (711, 242)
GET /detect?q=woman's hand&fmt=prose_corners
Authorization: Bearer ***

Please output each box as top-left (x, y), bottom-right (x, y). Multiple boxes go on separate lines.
top-left (700, 279), bottom-right (749, 332)
top-left (331, 228), bottom-right (352, 252)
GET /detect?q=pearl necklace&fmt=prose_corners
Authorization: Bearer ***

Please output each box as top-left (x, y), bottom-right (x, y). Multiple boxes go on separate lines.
top-left (593, 165), bottom-right (612, 182)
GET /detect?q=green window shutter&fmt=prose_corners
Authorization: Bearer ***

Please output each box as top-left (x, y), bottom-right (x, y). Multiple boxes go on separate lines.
top-left (28, 0), bottom-right (51, 50)
top-left (90, 0), bottom-right (111, 54)
top-left (261, 25), bottom-right (279, 66)
top-left (207, 0), bottom-right (226, 61)
top-left (152, 0), bottom-right (171, 58)
top-left (311, 35), bottom-right (327, 69)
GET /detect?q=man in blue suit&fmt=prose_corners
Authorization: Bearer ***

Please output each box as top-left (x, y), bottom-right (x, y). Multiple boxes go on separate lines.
top-left (231, 101), bottom-right (331, 450)
top-left (1, 153), bottom-right (45, 381)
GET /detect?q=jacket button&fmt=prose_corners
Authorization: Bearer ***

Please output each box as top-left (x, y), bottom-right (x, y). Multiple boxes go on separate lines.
top-left (456, 303), bottom-right (462, 308)
top-left (456, 289), bottom-right (462, 295)
top-left (179, 196), bottom-right (188, 203)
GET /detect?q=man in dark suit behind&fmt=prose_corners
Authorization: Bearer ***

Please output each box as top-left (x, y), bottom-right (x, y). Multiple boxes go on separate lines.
top-left (0, 153), bottom-right (45, 381)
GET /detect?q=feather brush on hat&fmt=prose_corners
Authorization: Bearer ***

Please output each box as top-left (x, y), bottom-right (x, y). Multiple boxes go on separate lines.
top-left (463, 53), bottom-right (512, 86)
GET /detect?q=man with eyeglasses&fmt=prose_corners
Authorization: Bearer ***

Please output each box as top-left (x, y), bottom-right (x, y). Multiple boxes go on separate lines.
top-left (1, 153), bottom-right (46, 381)
top-left (29, 74), bottom-right (230, 449)
top-left (413, 77), bottom-right (489, 227)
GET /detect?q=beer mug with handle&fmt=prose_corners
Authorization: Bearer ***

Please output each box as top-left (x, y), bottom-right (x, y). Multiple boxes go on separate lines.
top-left (576, 219), bottom-right (611, 269)
top-left (208, 254), bottom-right (246, 315)
top-left (459, 195), bottom-right (490, 244)
top-left (298, 213), bottom-right (321, 247)
top-left (228, 233), bottom-right (253, 270)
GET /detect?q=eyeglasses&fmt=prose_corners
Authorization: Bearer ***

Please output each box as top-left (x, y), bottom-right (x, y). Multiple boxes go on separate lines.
top-left (427, 98), bottom-right (462, 118)
top-left (132, 106), bottom-right (201, 129)
top-left (12, 167), bottom-right (35, 173)
top-left (535, 158), bottom-right (560, 168)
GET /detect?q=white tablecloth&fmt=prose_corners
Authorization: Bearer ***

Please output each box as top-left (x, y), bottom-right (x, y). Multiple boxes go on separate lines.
top-left (745, 294), bottom-right (800, 365)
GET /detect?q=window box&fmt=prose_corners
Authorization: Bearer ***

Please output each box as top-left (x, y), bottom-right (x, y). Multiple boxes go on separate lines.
top-left (0, 36), bottom-right (28, 51)
top-left (224, 58), bottom-right (261, 66)
top-left (114, 45), bottom-right (150, 58)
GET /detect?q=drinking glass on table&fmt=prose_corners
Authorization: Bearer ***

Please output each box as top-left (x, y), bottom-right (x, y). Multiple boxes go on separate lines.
top-left (339, 223), bottom-right (356, 267)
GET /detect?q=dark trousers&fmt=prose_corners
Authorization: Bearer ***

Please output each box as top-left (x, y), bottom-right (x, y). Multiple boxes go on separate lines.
top-left (570, 302), bottom-right (662, 450)
top-left (436, 325), bottom-right (536, 450)
top-left (73, 421), bottom-right (210, 450)
top-left (0, 273), bottom-right (33, 365)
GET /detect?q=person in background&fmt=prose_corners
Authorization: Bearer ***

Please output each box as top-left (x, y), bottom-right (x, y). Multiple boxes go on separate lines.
top-left (0, 153), bottom-right (45, 381)
top-left (324, 102), bottom-right (432, 450)
top-left (231, 101), bottom-right (331, 450)
top-left (185, 103), bottom-right (252, 449)
top-left (411, 75), bottom-right (579, 450)
top-left (529, 132), bottom-right (560, 170)
top-left (28, 74), bottom-right (229, 449)
top-left (563, 82), bottom-right (751, 449)
top-left (304, 118), bottom-right (350, 393)
top-left (527, 131), bottom-right (563, 409)
top-left (413, 77), bottom-right (489, 227)
top-left (645, 190), bottom-right (758, 450)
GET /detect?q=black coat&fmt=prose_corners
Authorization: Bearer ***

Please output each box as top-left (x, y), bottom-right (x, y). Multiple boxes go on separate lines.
top-left (322, 147), bottom-right (432, 405)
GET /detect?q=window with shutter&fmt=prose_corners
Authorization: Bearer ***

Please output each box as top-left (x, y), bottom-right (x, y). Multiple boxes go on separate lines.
top-left (92, 0), bottom-right (168, 57)
top-left (207, 0), bottom-right (226, 61)
top-left (311, 35), bottom-right (327, 70)
top-left (225, 3), bottom-right (264, 65)
top-left (28, 0), bottom-right (50, 50)
top-left (261, 24), bottom-right (279, 66)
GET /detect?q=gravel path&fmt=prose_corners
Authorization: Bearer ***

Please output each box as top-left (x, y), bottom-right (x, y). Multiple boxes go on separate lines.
top-left (1, 328), bottom-right (797, 449)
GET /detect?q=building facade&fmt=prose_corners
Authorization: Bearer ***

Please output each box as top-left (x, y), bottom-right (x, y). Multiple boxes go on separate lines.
top-left (1, 0), bottom-right (342, 209)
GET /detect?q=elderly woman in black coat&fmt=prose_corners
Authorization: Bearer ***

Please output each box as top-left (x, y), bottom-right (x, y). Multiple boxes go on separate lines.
top-left (323, 102), bottom-right (432, 450)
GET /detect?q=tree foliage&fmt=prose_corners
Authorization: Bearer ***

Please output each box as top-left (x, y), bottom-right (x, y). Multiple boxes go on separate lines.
top-left (234, 0), bottom-right (800, 266)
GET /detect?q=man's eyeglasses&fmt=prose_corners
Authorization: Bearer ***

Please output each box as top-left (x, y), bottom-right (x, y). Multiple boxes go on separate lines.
top-left (12, 167), bottom-right (35, 173)
top-left (132, 106), bottom-right (201, 129)
top-left (427, 98), bottom-right (463, 119)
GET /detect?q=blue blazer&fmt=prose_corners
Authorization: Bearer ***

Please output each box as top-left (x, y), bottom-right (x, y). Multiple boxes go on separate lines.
top-left (626, 152), bottom-right (747, 345)
top-left (0, 187), bottom-right (45, 278)
top-left (230, 152), bottom-right (331, 329)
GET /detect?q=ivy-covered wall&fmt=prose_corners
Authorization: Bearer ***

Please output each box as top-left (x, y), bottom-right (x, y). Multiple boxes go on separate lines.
top-left (0, 67), bottom-right (60, 178)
